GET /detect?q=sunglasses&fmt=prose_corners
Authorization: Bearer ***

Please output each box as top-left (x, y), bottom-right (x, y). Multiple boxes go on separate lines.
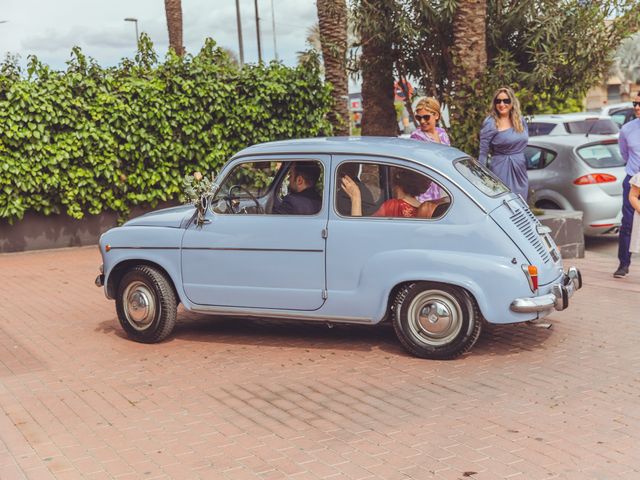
top-left (494, 97), bottom-right (512, 105)
top-left (633, 101), bottom-right (640, 107)
top-left (415, 114), bottom-right (432, 122)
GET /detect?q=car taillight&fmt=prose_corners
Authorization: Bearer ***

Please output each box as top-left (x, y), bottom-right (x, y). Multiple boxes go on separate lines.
top-left (522, 265), bottom-right (538, 292)
top-left (573, 173), bottom-right (617, 185)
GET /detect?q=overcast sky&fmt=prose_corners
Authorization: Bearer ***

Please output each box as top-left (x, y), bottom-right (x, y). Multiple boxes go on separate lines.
top-left (0, 0), bottom-right (318, 70)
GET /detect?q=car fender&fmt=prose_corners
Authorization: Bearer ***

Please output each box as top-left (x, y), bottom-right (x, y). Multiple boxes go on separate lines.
top-left (355, 249), bottom-right (536, 324)
top-left (99, 227), bottom-right (187, 303)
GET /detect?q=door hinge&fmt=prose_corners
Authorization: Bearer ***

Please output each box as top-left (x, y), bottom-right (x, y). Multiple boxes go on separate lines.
top-left (321, 228), bottom-right (328, 239)
top-left (322, 290), bottom-right (328, 300)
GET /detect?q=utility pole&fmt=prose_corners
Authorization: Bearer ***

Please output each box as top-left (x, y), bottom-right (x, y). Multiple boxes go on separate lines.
top-left (124, 18), bottom-right (139, 47)
top-left (235, 0), bottom-right (244, 65)
top-left (254, 0), bottom-right (262, 63)
top-left (270, 0), bottom-right (278, 61)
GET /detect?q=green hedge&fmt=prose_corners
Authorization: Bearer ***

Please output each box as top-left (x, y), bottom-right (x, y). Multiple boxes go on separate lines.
top-left (0, 35), bottom-right (332, 222)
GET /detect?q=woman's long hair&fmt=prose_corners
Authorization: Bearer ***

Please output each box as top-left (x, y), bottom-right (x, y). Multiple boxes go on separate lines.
top-left (489, 87), bottom-right (524, 133)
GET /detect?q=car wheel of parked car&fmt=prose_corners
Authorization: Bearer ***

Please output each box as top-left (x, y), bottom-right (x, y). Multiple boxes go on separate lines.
top-left (393, 282), bottom-right (482, 359)
top-left (116, 265), bottom-right (177, 343)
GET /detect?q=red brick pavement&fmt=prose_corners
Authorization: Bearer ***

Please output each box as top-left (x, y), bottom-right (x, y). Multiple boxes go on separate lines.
top-left (0, 246), bottom-right (639, 480)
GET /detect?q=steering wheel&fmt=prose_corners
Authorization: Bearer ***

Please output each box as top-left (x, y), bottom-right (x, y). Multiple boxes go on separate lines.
top-left (226, 185), bottom-right (264, 214)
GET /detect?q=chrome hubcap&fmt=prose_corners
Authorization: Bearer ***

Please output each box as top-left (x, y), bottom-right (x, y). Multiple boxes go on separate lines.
top-left (407, 291), bottom-right (462, 346)
top-left (123, 281), bottom-right (156, 331)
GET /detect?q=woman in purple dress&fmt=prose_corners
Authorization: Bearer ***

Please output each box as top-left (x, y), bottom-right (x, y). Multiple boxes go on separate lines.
top-left (478, 87), bottom-right (529, 200)
top-left (410, 97), bottom-right (450, 203)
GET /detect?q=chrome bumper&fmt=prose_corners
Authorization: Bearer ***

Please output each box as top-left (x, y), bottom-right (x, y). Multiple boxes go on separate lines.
top-left (510, 267), bottom-right (582, 313)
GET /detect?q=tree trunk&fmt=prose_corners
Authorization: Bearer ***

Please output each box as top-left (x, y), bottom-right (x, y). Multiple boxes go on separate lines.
top-left (450, 0), bottom-right (487, 136)
top-left (359, 1), bottom-right (397, 136)
top-left (452, 0), bottom-right (487, 84)
top-left (317, 0), bottom-right (350, 136)
top-left (164, 0), bottom-right (185, 56)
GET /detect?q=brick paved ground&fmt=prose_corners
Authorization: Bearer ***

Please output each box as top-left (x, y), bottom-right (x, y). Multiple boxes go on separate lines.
top-left (0, 246), bottom-right (639, 480)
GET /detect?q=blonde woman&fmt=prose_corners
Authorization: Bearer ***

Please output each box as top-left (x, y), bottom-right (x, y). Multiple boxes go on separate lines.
top-left (410, 97), bottom-right (449, 203)
top-left (410, 97), bottom-right (450, 145)
top-left (478, 87), bottom-right (529, 200)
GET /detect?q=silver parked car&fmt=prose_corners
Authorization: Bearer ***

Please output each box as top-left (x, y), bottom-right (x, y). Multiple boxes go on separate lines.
top-left (525, 134), bottom-right (625, 235)
top-left (527, 113), bottom-right (619, 137)
top-left (597, 102), bottom-right (635, 128)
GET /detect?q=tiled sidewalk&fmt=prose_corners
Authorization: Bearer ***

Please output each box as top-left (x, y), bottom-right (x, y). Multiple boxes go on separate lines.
top-left (0, 246), bottom-right (639, 479)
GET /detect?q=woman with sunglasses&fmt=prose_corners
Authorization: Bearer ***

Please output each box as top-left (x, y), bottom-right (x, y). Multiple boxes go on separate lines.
top-left (478, 87), bottom-right (529, 200)
top-left (410, 97), bottom-right (450, 204)
top-left (410, 97), bottom-right (450, 145)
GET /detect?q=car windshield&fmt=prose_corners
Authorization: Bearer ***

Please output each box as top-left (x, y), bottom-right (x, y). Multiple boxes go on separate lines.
top-left (213, 161), bottom-right (282, 201)
top-left (454, 158), bottom-right (510, 197)
top-left (576, 142), bottom-right (625, 168)
top-left (564, 118), bottom-right (619, 135)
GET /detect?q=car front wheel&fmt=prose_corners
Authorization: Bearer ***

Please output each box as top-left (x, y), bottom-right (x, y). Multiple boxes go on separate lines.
top-left (393, 282), bottom-right (482, 359)
top-left (116, 265), bottom-right (177, 343)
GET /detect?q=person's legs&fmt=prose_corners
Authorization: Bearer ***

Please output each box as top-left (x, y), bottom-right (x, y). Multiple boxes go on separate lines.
top-left (615, 175), bottom-right (633, 276)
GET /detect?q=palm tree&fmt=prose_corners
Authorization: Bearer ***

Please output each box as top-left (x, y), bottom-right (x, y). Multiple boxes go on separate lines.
top-left (452, 0), bottom-right (487, 83)
top-left (297, 24), bottom-right (322, 65)
top-left (164, 0), bottom-right (185, 56)
top-left (317, 0), bottom-right (350, 136)
top-left (357, 0), bottom-right (397, 136)
top-left (450, 0), bottom-right (487, 129)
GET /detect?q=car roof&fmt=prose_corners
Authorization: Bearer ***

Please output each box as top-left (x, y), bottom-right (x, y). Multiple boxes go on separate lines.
top-left (528, 134), bottom-right (618, 148)
top-left (599, 102), bottom-right (633, 114)
top-left (527, 112), bottom-right (611, 123)
top-left (234, 136), bottom-right (468, 166)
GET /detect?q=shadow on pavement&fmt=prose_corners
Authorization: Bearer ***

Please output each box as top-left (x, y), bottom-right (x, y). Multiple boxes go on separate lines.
top-left (97, 311), bottom-right (555, 359)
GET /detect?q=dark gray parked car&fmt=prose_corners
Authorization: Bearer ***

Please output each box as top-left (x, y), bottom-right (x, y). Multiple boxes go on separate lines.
top-left (525, 134), bottom-right (625, 236)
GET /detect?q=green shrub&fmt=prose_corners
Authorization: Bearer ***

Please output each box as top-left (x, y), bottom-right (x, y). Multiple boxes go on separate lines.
top-left (0, 36), bottom-right (332, 222)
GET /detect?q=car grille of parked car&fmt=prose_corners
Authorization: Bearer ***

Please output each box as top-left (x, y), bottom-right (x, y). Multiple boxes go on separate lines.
top-left (509, 208), bottom-right (552, 264)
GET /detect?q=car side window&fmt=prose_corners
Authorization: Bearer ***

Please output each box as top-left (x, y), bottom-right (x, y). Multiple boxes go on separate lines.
top-left (213, 160), bottom-right (324, 215)
top-left (525, 146), bottom-right (556, 170)
top-left (611, 113), bottom-right (626, 127)
top-left (336, 161), bottom-right (451, 219)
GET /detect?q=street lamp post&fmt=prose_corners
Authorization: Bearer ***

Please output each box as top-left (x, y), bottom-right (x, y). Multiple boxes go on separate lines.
top-left (270, 0), bottom-right (278, 61)
top-left (234, 0), bottom-right (244, 66)
top-left (124, 17), bottom-right (139, 47)
top-left (254, 0), bottom-right (262, 63)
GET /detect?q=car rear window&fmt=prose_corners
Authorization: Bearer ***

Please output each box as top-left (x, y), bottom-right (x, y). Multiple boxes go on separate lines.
top-left (527, 122), bottom-right (556, 136)
top-left (454, 158), bottom-right (510, 197)
top-left (564, 118), bottom-right (619, 135)
top-left (576, 142), bottom-right (625, 168)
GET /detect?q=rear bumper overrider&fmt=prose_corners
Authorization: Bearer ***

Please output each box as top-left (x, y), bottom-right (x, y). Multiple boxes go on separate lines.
top-left (510, 267), bottom-right (582, 313)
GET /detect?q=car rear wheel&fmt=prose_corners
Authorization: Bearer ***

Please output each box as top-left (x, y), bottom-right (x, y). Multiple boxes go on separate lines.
top-left (116, 265), bottom-right (177, 343)
top-left (393, 282), bottom-right (482, 359)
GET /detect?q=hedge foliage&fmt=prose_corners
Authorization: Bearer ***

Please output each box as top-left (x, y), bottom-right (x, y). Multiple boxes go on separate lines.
top-left (0, 35), bottom-right (332, 222)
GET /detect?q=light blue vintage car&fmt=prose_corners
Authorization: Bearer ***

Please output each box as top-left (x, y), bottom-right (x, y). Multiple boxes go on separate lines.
top-left (96, 137), bottom-right (582, 359)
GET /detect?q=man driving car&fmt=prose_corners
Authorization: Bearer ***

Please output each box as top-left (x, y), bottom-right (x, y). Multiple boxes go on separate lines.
top-left (273, 162), bottom-right (322, 215)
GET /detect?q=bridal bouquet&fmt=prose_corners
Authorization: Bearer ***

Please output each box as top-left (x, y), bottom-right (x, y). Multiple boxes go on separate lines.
top-left (182, 171), bottom-right (216, 226)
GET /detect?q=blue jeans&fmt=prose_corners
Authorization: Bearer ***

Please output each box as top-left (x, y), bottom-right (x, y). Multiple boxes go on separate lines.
top-left (618, 175), bottom-right (634, 268)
